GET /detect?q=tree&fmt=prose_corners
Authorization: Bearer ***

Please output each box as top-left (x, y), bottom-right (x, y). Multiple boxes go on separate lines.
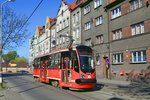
top-left (2, 6), bottom-right (29, 50)
top-left (2, 51), bottom-right (18, 72)
top-left (3, 51), bottom-right (18, 63)
top-left (12, 57), bottom-right (27, 63)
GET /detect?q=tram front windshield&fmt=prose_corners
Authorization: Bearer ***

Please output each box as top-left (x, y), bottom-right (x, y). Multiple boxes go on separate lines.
top-left (77, 46), bottom-right (95, 73)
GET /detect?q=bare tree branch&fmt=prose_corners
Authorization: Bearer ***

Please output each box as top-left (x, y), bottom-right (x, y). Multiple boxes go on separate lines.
top-left (2, 6), bottom-right (29, 50)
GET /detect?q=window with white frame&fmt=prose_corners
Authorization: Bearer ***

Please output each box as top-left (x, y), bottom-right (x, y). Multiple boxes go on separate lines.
top-left (113, 53), bottom-right (123, 64)
top-left (131, 22), bottom-right (144, 35)
top-left (66, 17), bottom-right (69, 27)
top-left (46, 41), bottom-right (49, 50)
top-left (63, 20), bottom-right (66, 28)
top-left (66, 32), bottom-right (69, 41)
top-left (63, 37), bottom-right (65, 43)
top-left (72, 14), bottom-right (75, 25)
top-left (96, 53), bottom-right (100, 65)
top-left (57, 24), bottom-right (59, 32)
top-left (52, 28), bottom-right (56, 38)
top-left (76, 28), bottom-right (80, 38)
top-left (73, 30), bottom-right (76, 43)
top-left (60, 21), bottom-right (62, 30)
top-left (130, 0), bottom-right (143, 11)
top-left (85, 38), bottom-right (91, 46)
top-left (132, 50), bottom-right (146, 63)
top-left (96, 35), bottom-right (103, 44)
top-left (94, 0), bottom-right (102, 8)
top-left (111, 6), bottom-right (121, 19)
top-left (84, 5), bottom-right (91, 15)
top-left (84, 21), bottom-right (91, 30)
top-left (56, 38), bottom-right (59, 45)
top-left (113, 29), bottom-right (122, 40)
top-left (59, 37), bottom-right (62, 44)
top-left (95, 15), bottom-right (103, 26)
top-left (76, 12), bottom-right (79, 23)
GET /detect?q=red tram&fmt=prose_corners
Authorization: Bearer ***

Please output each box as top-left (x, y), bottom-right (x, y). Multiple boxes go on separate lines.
top-left (33, 45), bottom-right (97, 89)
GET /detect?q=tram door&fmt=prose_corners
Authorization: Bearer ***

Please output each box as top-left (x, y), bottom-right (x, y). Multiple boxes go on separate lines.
top-left (40, 60), bottom-right (47, 82)
top-left (61, 57), bottom-right (72, 85)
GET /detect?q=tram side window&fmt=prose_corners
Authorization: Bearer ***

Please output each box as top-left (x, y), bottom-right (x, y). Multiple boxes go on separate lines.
top-left (48, 53), bottom-right (61, 69)
top-left (54, 53), bottom-right (61, 69)
top-left (71, 51), bottom-right (79, 72)
top-left (51, 54), bottom-right (55, 68)
top-left (34, 58), bottom-right (39, 68)
top-left (37, 58), bottom-right (40, 68)
top-left (40, 60), bottom-right (44, 68)
top-left (48, 55), bottom-right (52, 68)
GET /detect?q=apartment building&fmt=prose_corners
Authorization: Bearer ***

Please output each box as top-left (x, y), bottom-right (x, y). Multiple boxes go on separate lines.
top-left (29, 17), bottom-right (53, 67)
top-left (70, 0), bottom-right (84, 46)
top-left (50, 18), bottom-right (57, 51)
top-left (55, 0), bottom-right (72, 49)
top-left (29, 0), bottom-right (150, 79)
top-left (105, 0), bottom-right (150, 75)
top-left (81, 0), bottom-right (109, 78)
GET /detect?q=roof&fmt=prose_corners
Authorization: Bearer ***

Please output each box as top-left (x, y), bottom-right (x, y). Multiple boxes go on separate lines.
top-left (68, 0), bottom-right (84, 11)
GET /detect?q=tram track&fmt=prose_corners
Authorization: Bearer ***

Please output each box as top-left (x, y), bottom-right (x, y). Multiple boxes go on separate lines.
top-left (4, 74), bottom-right (128, 100)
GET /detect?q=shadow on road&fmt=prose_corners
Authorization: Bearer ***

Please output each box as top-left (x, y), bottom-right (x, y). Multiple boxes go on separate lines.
top-left (2, 73), bottom-right (32, 77)
top-left (109, 97), bottom-right (124, 100)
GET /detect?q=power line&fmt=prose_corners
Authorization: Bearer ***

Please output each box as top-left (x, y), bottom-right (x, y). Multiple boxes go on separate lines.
top-left (2, 0), bottom-right (44, 49)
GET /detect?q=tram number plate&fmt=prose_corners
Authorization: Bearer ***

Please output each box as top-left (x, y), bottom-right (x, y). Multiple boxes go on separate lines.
top-left (88, 75), bottom-right (91, 78)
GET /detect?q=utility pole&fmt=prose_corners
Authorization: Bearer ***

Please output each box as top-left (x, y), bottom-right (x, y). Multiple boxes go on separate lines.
top-left (0, 0), bottom-right (15, 85)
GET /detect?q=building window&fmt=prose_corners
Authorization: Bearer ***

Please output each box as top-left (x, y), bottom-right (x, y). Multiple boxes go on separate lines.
top-left (60, 21), bottom-right (62, 30)
top-left (76, 28), bottom-right (80, 38)
top-left (96, 53), bottom-right (100, 65)
top-left (96, 35), bottom-right (103, 44)
top-left (95, 15), bottom-right (103, 26)
top-left (56, 38), bottom-right (59, 45)
top-left (73, 30), bottom-right (76, 42)
top-left (66, 32), bottom-right (69, 41)
top-left (111, 6), bottom-right (121, 19)
top-left (59, 37), bottom-right (62, 44)
top-left (63, 20), bottom-right (66, 28)
top-left (66, 17), bottom-right (69, 27)
top-left (63, 37), bottom-right (65, 43)
top-left (130, 0), bottom-right (143, 11)
top-left (85, 38), bottom-right (91, 46)
top-left (113, 53), bottom-right (123, 64)
top-left (84, 21), bottom-right (91, 30)
top-left (131, 22), bottom-right (144, 35)
top-left (132, 50), bottom-right (146, 63)
top-left (76, 12), bottom-right (79, 23)
top-left (84, 5), bottom-right (91, 15)
top-left (113, 29), bottom-right (122, 40)
top-left (73, 14), bottom-right (75, 26)
top-left (94, 0), bottom-right (102, 8)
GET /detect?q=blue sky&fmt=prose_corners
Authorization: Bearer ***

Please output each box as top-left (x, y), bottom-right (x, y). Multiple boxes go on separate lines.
top-left (1, 0), bottom-right (74, 58)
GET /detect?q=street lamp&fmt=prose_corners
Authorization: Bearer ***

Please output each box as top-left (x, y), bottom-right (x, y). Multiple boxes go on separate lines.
top-left (0, 0), bottom-right (15, 85)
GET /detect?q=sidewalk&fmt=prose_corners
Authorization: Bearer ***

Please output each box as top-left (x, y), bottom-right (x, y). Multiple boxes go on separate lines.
top-left (97, 75), bottom-right (131, 86)
top-left (0, 89), bottom-right (25, 100)
top-left (97, 78), bottom-right (131, 86)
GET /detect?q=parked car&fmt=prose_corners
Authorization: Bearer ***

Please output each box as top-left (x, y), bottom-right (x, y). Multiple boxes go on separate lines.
top-left (17, 70), bottom-right (29, 74)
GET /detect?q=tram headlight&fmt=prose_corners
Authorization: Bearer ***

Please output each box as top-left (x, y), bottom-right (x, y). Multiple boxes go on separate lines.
top-left (80, 74), bottom-right (85, 79)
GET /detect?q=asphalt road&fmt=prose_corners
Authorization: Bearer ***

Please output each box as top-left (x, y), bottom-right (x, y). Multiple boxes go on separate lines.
top-left (3, 73), bottom-right (135, 100)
